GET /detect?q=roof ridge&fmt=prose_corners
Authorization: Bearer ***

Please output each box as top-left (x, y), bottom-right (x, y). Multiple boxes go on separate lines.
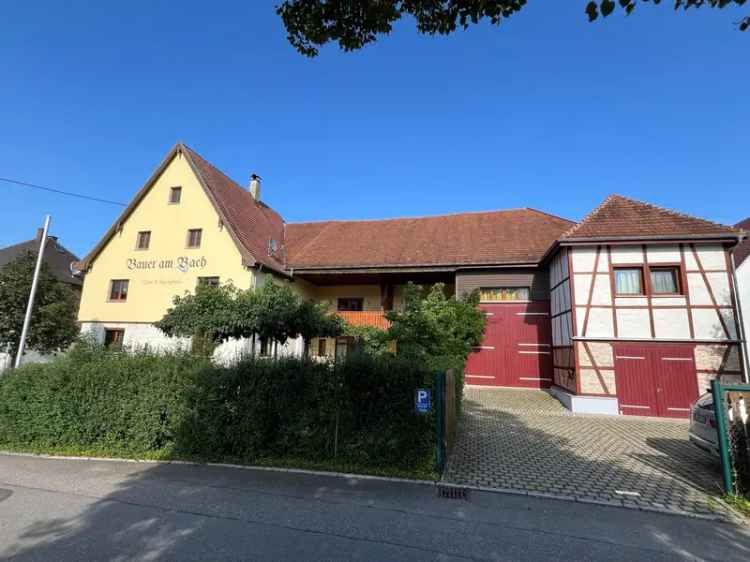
top-left (287, 207), bottom-right (543, 226)
top-left (560, 194), bottom-right (618, 239)
top-left (561, 194), bottom-right (741, 240)
top-left (523, 207), bottom-right (577, 225)
top-left (614, 194), bottom-right (742, 233)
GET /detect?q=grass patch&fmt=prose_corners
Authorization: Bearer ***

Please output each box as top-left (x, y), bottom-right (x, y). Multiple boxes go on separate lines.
top-left (722, 494), bottom-right (750, 518)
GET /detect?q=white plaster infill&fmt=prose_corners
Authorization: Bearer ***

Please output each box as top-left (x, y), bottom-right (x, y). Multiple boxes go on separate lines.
top-left (550, 387), bottom-right (619, 416)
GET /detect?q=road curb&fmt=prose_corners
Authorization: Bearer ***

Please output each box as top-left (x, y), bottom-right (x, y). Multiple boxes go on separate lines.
top-left (439, 479), bottom-right (744, 524)
top-left (2, 450), bottom-right (742, 524)
top-left (0, 450), bottom-right (438, 488)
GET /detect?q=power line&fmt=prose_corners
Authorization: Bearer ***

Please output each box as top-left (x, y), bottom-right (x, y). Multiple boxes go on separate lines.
top-left (0, 176), bottom-right (127, 207)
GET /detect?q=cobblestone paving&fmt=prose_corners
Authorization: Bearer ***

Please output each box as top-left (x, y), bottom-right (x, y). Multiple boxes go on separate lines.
top-left (444, 387), bottom-right (732, 519)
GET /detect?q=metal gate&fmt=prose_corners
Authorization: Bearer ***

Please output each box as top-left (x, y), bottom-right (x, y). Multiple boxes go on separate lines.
top-left (465, 302), bottom-right (552, 388)
top-left (614, 344), bottom-right (698, 418)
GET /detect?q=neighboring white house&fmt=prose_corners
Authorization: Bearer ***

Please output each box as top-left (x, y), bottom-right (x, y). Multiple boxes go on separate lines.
top-left (735, 218), bottom-right (750, 377)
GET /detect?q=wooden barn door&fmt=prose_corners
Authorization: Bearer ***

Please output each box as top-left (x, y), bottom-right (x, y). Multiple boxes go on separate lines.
top-left (465, 302), bottom-right (552, 388)
top-left (614, 344), bottom-right (698, 418)
top-left (614, 345), bottom-right (658, 416)
top-left (653, 345), bottom-right (698, 419)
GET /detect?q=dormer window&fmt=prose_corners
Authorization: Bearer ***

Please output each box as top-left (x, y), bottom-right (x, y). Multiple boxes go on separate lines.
top-left (169, 186), bottom-right (182, 204)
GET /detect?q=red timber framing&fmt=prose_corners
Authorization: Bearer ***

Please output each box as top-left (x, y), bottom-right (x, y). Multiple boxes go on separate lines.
top-left (550, 247), bottom-right (575, 392)
top-left (562, 241), bottom-right (744, 417)
top-left (569, 242), bottom-right (740, 343)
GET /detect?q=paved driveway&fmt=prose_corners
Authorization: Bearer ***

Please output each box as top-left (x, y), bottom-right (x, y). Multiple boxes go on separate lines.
top-left (444, 387), bottom-right (732, 519)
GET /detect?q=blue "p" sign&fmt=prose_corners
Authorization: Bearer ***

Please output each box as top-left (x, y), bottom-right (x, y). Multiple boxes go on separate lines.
top-left (415, 389), bottom-right (432, 414)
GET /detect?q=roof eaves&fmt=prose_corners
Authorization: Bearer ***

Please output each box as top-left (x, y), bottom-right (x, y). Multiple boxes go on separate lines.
top-left (559, 233), bottom-right (743, 244)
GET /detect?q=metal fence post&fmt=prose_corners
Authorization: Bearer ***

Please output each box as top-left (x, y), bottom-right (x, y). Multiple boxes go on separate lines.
top-left (435, 370), bottom-right (445, 473)
top-left (711, 379), bottom-right (733, 494)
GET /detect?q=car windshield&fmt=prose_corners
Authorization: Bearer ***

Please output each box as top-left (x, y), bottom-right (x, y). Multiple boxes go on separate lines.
top-left (695, 393), bottom-right (714, 411)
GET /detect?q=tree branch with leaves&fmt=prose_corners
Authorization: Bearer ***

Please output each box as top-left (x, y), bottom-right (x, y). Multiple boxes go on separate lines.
top-left (277, 0), bottom-right (747, 57)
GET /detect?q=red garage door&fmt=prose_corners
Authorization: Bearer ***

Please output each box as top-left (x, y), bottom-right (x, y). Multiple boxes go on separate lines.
top-left (614, 344), bottom-right (698, 418)
top-left (465, 302), bottom-right (553, 388)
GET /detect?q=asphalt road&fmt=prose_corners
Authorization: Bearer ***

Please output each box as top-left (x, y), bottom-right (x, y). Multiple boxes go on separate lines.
top-left (0, 454), bottom-right (748, 561)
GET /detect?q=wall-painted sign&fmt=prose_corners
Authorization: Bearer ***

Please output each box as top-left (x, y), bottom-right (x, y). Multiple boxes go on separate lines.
top-left (415, 389), bottom-right (432, 414)
top-left (127, 256), bottom-right (208, 273)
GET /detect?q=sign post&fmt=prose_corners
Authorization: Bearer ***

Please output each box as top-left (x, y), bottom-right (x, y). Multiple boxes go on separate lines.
top-left (15, 215), bottom-right (51, 369)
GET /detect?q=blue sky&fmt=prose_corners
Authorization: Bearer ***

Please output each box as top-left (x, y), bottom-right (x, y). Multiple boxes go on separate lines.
top-left (1, 2), bottom-right (748, 257)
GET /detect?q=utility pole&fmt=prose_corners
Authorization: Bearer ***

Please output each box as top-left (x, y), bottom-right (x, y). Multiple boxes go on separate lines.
top-left (14, 215), bottom-right (51, 369)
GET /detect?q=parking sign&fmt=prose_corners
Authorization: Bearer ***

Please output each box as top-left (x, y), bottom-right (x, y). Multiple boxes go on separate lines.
top-left (415, 389), bottom-right (432, 414)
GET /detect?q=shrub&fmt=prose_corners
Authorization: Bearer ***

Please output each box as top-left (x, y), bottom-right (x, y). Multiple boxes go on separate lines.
top-left (0, 343), bottom-right (435, 474)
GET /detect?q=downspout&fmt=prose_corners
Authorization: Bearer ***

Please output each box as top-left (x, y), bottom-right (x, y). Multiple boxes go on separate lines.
top-left (730, 250), bottom-right (750, 383)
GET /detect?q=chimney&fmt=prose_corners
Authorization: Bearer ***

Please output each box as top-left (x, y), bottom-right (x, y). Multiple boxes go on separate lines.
top-left (36, 228), bottom-right (57, 242)
top-left (249, 174), bottom-right (261, 201)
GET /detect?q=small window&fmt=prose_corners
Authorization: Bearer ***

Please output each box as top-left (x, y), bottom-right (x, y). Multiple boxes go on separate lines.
top-left (650, 267), bottom-right (680, 295)
top-left (337, 298), bottom-right (364, 311)
top-left (318, 338), bottom-right (327, 357)
top-left (104, 328), bottom-right (125, 349)
top-left (614, 268), bottom-right (644, 296)
top-left (198, 276), bottom-right (220, 288)
top-left (169, 186), bottom-right (182, 204)
top-left (479, 287), bottom-right (531, 302)
top-left (187, 228), bottom-right (202, 248)
top-left (109, 279), bottom-right (129, 301)
top-left (259, 337), bottom-right (270, 356)
top-left (136, 231), bottom-right (151, 250)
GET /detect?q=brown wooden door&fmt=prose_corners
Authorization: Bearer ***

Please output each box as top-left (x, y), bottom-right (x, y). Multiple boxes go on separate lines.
top-left (614, 344), bottom-right (698, 418)
top-left (653, 345), bottom-right (698, 419)
top-left (465, 302), bottom-right (552, 388)
top-left (614, 344), bottom-right (658, 416)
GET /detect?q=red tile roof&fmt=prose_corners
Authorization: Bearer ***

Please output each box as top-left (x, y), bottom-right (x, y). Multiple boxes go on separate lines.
top-left (182, 146), bottom-right (286, 273)
top-left (561, 195), bottom-right (741, 241)
top-left (78, 146), bottom-right (744, 277)
top-left (734, 218), bottom-right (750, 266)
top-left (285, 209), bottom-right (575, 269)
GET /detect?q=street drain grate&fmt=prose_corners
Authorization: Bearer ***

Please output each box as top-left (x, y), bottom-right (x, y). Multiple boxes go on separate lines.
top-left (437, 485), bottom-right (469, 500)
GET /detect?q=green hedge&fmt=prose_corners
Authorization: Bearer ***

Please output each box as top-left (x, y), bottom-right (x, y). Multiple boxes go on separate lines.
top-left (0, 345), bottom-right (436, 475)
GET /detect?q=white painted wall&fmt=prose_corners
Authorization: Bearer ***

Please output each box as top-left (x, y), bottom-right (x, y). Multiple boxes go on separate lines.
top-left (80, 322), bottom-right (305, 366)
top-left (570, 243), bottom-right (738, 342)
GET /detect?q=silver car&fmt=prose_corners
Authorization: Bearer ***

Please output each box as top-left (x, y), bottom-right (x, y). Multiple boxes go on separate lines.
top-left (689, 392), bottom-right (719, 457)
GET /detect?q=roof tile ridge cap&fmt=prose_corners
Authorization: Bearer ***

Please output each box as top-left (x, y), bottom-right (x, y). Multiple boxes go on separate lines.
top-left (287, 208), bottom-right (531, 226)
top-left (617, 194), bottom-right (742, 233)
top-left (523, 207), bottom-right (577, 225)
top-left (183, 145), bottom-right (287, 226)
top-left (559, 194), bottom-right (618, 239)
top-left (735, 217), bottom-right (750, 230)
top-left (182, 144), bottom-right (247, 196)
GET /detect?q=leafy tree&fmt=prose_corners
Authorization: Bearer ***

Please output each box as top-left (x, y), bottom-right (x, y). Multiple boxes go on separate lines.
top-left (0, 251), bottom-right (80, 362)
top-left (385, 282), bottom-right (485, 362)
top-left (277, 0), bottom-right (748, 57)
top-left (295, 298), bottom-right (347, 355)
top-left (155, 283), bottom-right (244, 355)
top-left (342, 323), bottom-right (392, 357)
top-left (156, 281), bottom-right (344, 358)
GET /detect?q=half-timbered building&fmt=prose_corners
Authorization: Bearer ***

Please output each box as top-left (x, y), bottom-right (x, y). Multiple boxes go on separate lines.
top-left (75, 144), bottom-right (747, 417)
